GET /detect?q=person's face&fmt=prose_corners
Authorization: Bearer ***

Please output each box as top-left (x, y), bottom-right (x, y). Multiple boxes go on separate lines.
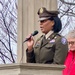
top-left (68, 38), bottom-right (75, 51)
top-left (39, 19), bottom-right (54, 34)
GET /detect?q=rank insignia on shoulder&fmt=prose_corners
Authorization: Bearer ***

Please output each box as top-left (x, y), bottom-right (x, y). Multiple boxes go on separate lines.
top-left (61, 38), bottom-right (67, 45)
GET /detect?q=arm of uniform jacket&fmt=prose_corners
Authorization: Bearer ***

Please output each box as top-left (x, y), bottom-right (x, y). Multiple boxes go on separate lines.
top-left (53, 37), bottom-right (68, 64)
top-left (26, 48), bottom-right (36, 63)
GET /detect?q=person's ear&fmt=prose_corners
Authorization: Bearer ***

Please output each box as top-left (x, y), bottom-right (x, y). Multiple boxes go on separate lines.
top-left (51, 20), bottom-right (55, 26)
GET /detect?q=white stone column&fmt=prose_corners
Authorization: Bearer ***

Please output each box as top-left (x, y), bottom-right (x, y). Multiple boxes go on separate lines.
top-left (17, 0), bottom-right (58, 63)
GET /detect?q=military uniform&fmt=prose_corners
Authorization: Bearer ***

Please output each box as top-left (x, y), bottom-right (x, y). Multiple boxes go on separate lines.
top-left (26, 32), bottom-right (68, 64)
top-left (26, 7), bottom-right (68, 64)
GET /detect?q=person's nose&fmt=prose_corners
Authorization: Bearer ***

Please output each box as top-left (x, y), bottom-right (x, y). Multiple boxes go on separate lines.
top-left (69, 44), bottom-right (73, 48)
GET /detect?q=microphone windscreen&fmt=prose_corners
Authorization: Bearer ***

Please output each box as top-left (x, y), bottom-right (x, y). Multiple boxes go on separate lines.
top-left (32, 30), bottom-right (38, 36)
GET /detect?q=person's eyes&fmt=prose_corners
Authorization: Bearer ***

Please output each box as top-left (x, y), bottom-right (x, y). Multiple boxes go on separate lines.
top-left (68, 41), bottom-right (75, 45)
top-left (40, 20), bottom-right (47, 23)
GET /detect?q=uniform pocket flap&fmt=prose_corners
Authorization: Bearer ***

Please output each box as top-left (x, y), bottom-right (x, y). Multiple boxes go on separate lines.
top-left (45, 44), bottom-right (54, 48)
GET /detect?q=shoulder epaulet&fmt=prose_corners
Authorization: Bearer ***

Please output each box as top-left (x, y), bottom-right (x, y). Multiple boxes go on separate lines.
top-left (55, 33), bottom-right (62, 37)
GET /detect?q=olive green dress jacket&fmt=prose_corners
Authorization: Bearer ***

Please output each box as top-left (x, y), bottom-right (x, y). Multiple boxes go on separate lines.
top-left (26, 33), bottom-right (68, 64)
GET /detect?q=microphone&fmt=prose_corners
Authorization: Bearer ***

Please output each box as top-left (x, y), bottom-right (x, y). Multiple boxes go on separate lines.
top-left (23, 30), bottom-right (38, 43)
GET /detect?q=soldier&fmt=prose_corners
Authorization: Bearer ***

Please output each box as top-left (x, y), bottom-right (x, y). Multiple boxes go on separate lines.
top-left (26, 7), bottom-right (68, 64)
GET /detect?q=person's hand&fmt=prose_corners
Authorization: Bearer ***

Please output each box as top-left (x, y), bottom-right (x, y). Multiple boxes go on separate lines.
top-left (26, 34), bottom-right (34, 51)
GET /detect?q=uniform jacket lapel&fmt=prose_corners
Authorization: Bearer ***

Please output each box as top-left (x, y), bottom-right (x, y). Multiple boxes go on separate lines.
top-left (41, 33), bottom-right (57, 47)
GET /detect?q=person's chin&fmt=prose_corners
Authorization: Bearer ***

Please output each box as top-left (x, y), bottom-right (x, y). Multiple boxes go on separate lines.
top-left (70, 49), bottom-right (75, 51)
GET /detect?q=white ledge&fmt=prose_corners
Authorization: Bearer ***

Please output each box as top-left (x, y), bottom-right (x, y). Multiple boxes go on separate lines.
top-left (0, 63), bottom-right (65, 70)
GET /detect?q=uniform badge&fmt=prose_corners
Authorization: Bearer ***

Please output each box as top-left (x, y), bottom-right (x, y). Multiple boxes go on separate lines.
top-left (61, 38), bottom-right (67, 45)
top-left (35, 41), bottom-right (40, 46)
top-left (49, 39), bottom-right (55, 43)
top-left (48, 38), bottom-right (50, 40)
top-left (40, 8), bottom-right (43, 13)
top-left (35, 39), bottom-right (42, 46)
